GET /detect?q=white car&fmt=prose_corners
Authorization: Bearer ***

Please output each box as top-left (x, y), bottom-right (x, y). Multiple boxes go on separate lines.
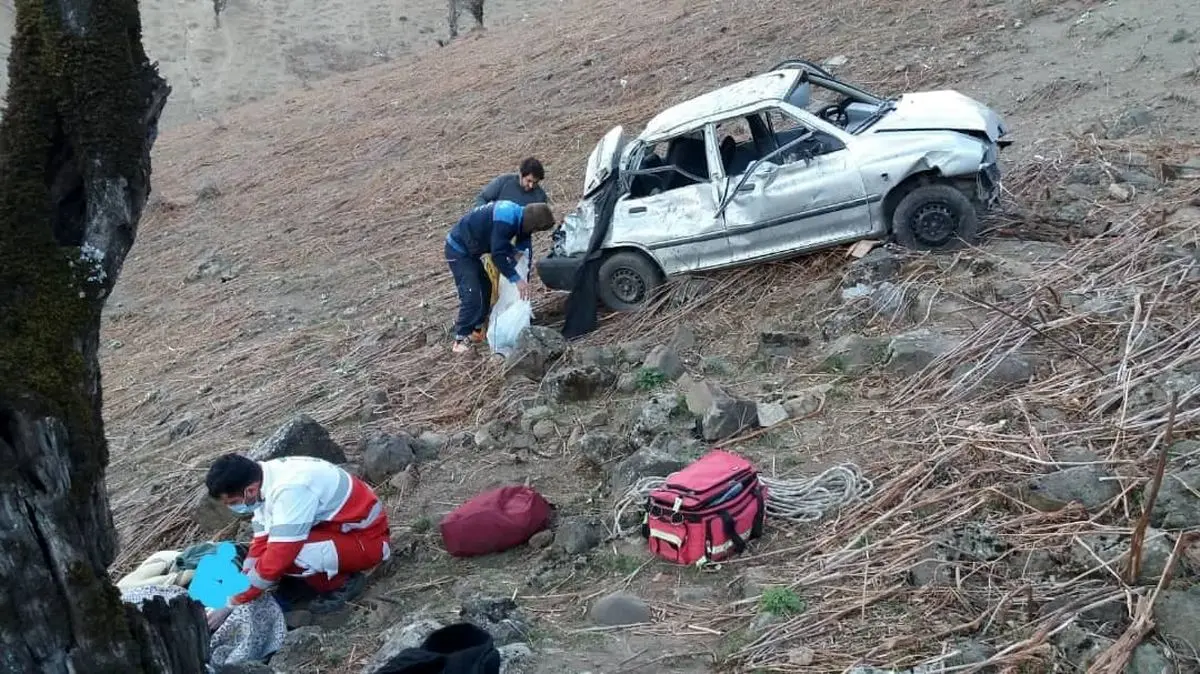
top-left (536, 59), bottom-right (1010, 311)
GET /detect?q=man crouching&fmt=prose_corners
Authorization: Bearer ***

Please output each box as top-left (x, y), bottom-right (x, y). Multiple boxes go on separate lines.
top-left (204, 453), bottom-right (391, 619)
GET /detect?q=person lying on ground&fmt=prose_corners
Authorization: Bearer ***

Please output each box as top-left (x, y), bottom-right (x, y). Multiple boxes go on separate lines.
top-left (473, 156), bottom-right (549, 208)
top-left (444, 199), bottom-right (555, 354)
top-left (202, 453), bottom-right (392, 627)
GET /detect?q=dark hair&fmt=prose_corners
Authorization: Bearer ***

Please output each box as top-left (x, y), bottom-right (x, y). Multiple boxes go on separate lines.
top-left (205, 453), bottom-right (263, 499)
top-left (518, 157), bottom-right (544, 181)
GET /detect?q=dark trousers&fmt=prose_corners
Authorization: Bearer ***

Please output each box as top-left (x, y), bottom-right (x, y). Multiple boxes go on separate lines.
top-left (445, 243), bottom-right (492, 339)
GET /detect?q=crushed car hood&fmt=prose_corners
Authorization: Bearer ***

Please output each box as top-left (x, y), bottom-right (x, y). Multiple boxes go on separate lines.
top-left (869, 91), bottom-right (1007, 142)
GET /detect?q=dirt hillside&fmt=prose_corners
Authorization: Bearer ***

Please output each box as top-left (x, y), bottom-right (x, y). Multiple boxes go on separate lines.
top-left (99, 0), bottom-right (1200, 671)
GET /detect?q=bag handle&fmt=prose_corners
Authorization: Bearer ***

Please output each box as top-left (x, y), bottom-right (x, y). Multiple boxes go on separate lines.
top-left (716, 509), bottom-right (747, 555)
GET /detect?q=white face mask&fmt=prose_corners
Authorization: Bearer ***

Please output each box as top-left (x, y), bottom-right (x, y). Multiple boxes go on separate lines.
top-left (228, 493), bottom-right (262, 515)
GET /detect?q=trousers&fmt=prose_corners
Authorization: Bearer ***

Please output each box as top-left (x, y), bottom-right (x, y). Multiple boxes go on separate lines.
top-left (283, 513), bottom-right (391, 592)
top-left (445, 242), bottom-right (492, 339)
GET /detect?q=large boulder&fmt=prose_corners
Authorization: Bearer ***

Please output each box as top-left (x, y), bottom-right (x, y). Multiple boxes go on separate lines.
top-left (609, 442), bottom-right (692, 494)
top-left (249, 414), bottom-right (346, 463)
top-left (589, 592), bottom-right (651, 626)
top-left (504, 326), bottom-right (568, 380)
top-left (685, 378), bottom-right (756, 441)
top-left (460, 596), bottom-right (531, 647)
top-left (361, 432), bottom-right (415, 483)
top-left (575, 431), bottom-right (635, 468)
top-left (544, 366), bottom-right (616, 403)
top-left (820, 334), bottom-right (888, 375)
top-left (1150, 467), bottom-right (1200, 530)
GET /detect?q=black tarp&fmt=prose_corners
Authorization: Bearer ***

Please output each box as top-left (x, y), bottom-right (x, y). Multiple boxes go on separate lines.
top-left (561, 170), bottom-right (622, 340)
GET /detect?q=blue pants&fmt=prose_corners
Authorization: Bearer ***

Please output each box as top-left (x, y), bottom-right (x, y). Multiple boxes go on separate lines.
top-left (445, 243), bottom-right (492, 339)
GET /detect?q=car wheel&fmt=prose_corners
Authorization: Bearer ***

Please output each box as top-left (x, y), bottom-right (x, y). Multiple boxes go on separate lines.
top-left (598, 251), bottom-right (663, 312)
top-left (891, 183), bottom-right (979, 251)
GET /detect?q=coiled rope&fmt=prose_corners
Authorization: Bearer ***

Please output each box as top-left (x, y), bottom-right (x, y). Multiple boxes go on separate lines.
top-left (613, 463), bottom-right (873, 538)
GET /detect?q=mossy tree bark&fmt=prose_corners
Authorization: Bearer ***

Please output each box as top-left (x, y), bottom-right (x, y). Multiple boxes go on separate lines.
top-left (0, 0), bottom-right (208, 672)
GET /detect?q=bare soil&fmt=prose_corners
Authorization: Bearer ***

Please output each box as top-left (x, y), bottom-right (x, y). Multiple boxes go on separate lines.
top-left (88, 0), bottom-right (1200, 671)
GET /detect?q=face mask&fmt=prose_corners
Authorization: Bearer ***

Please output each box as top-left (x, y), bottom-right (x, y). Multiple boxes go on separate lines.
top-left (228, 495), bottom-right (262, 514)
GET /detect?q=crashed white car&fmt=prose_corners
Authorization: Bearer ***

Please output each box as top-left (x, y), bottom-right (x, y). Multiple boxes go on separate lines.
top-left (536, 60), bottom-right (1010, 311)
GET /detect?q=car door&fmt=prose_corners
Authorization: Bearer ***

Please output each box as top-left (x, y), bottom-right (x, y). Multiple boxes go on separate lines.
top-left (718, 106), bottom-right (874, 264)
top-left (607, 135), bottom-right (732, 275)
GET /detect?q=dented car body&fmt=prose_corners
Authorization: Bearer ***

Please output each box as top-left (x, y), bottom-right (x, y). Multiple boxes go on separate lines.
top-left (537, 60), bottom-right (1010, 311)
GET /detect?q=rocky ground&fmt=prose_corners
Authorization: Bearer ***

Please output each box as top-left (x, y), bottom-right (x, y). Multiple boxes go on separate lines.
top-left (90, 0), bottom-right (1200, 671)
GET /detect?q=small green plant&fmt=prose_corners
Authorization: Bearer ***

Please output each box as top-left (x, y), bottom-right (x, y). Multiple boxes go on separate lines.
top-left (635, 367), bottom-right (667, 390)
top-left (411, 516), bottom-right (432, 534)
top-left (759, 587), bottom-right (805, 616)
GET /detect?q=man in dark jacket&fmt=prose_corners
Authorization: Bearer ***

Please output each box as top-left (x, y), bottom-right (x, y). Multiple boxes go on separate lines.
top-left (445, 200), bottom-right (555, 354)
top-left (474, 157), bottom-right (549, 208)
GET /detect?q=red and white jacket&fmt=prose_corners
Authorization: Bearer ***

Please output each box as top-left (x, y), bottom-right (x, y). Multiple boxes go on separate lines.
top-left (231, 456), bottom-right (384, 605)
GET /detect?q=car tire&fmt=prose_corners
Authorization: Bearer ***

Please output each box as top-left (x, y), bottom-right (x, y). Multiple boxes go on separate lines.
top-left (598, 251), bottom-right (663, 312)
top-left (891, 183), bottom-right (979, 251)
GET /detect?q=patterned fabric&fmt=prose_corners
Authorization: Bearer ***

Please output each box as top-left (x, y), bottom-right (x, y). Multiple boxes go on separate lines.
top-left (120, 584), bottom-right (286, 667)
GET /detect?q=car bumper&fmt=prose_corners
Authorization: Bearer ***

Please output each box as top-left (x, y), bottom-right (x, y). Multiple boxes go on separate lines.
top-left (536, 254), bottom-right (584, 291)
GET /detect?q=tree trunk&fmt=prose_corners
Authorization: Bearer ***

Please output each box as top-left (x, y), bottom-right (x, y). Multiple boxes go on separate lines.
top-left (0, 0), bottom-right (205, 672)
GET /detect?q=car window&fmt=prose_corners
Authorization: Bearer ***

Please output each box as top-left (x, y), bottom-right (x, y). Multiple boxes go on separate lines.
top-left (626, 132), bottom-right (712, 198)
top-left (763, 108), bottom-right (845, 165)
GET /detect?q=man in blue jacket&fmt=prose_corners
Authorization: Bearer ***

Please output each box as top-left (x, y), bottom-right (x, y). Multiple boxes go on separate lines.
top-left (445, 200), bottom-right (555, 354)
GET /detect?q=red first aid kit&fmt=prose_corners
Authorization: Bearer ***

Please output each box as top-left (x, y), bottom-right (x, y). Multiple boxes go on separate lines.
top-left (440, 485), bottom-right (553, 557)
top-left (642, 449), bottom-right (766, 565)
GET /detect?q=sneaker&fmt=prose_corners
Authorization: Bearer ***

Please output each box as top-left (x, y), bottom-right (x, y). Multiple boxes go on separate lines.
top-left (308, 572), bottom-right (367, 615)
top-left (451, 339), bottom-right (472, 354)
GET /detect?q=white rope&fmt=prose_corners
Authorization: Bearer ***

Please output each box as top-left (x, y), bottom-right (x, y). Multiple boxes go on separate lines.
top-left (612, 463), bottom-right (873, 538)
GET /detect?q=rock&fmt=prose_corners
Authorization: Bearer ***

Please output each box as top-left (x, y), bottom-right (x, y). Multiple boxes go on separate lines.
top-left (1127, 643), bottom-right (1175, 674)
top-left (843, 246), bottom-right (904, 286)
top-left (1108, 182), bottom-right (1134, 202)
top-left (756, 402), bottom-right (788, 428)
top-left (618, 341), bottom-right (649, 364)
top-left (951, 352), bottom-right (1036, 390)
top-left (284, 609), bottom-right (312, 629)
top-left (577, 345), bottom-right (621, 369)
top-left (669, 325), bottom-right (696, 352)
top-left (1068, 529), bottom-right (1177, 584)
top-left (545, 366), bottom-right (616, 403)
top-left (701, 392), bottom-right (757, 442)
top-left (460, 596), bottom-right (530, 646)
top-left (910, 523), bottom-right (1008, 587)
top-left (576, 431), bottom-right (633, 467)
top-left (190, 490), bottom-right (241, 533)
top-left (1119, 168), bottom-right (1160, 189)
top-left (364, 619), bottom-right (446, 674)
top-left (632, 393), bottom-right (687, 439)
top-left (412, 431), bottom-right (447, 461)
top-left (885, 329), bottom-right (959, 376)
top-left (821, 334), bottom-right (888, 375)
top-left (609, 444), bottom-right (690, 493)
top-left (823, 54), bottom-right (849, 69)
top-left (783, 385), bottom-right (830, 418)
top-left (169, 416), bottom-right (197, 441)
top-left (1105, 107), bottom-right (1155, 139)
top-left (554, 516), bottom-right (605, 554)
top-left (737, 567), bottom-right (777, 600)
top-left (945, 639), bottom-right (994, 668)
top-left (361, 432), bottom-right (415, 483)
top-left (474, 420), bottom-right (509, 451)
top-left (642, 345), bottom-right (684, 381)
top-left (1053, 625), bottom-right (1110, 670)
top-left (615, 372), bottom-right (638, 393)
top-left (269, 626), bottom-right (325, 672)
top-left (531, 419), bottom-right (557, 441)
top-left (1020, 465), bottom-right (1120, 513)
top-left (684, 379), bottom-right (721, 416)
top-left (528, 529), bottom-right (554, 549)
top-left (249, 414), bottom-right (346, 463)
top-left (498, 643), bottom-right (534, 674)
top-left (1066, 163), bottom-right (1107, 185)
top-left (1155, 588), bottom-right (1200, 653)
top-left (519, 406), bottom-right (556, 431)
top-left (1150, 468), bottom-right (1200, 530)
top-left (589, 592), bottom-right (651, 626)
top-left (582, 409), bottom-right (609, 428)
top-left (504, 326), bottom-right (568, 380)
top-left (360, 389), bottom-right (389, 423)
top-left (759, 327), bottom-right (812, 351)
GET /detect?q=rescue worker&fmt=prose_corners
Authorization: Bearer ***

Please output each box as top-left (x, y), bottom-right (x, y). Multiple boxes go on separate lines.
top-left (202, 453), bottom-right (391, 619)
top-left (445, 199), bottom-right (555, 354)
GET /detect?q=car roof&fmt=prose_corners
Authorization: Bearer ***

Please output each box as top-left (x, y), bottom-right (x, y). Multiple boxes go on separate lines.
top-left (638, 69), bottom-right (802, 142)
